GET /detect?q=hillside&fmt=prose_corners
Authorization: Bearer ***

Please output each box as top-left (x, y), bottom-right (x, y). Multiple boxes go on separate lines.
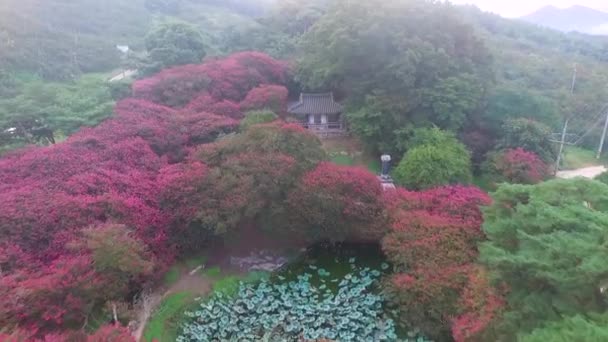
top-left (4, 1), bottom-right (608, 341)
top-left (459, 5), bottom-right (608, 145)
top-left (521, 5), bottom-right (608, 35)
top-left (0, 0), bottom-right (262, 80)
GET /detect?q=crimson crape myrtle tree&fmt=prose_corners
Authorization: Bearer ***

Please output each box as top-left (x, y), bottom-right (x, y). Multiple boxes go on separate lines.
top-left (239, 84), bottom-right (288, 114)
top-left (0, 324), bottom-right (134, 341)
top-left (0, 224), bottom-right (155, 333)
top-left (195, 122), bottom-right (327, 235)
top-left (451, 267), bottom-right (505, 342)
top-left (133, 51), bottom-right (288, 107)
top-left (483, 148), bottom-right (549, 185)
top-left (382, 186), bottom-right (494, 340)
top-left (0, 51), bottom-right (291, 335)
top-left (479, 178), bottom-right (608, 339)
top-left (287, 162), bottom-right (387, 242)
top-left (198, 122), bottom-right (326, 172)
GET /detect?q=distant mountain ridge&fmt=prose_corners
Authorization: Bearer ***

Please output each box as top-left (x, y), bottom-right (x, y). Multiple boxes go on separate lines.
top-left (521, 5), bottom-right (608, 35)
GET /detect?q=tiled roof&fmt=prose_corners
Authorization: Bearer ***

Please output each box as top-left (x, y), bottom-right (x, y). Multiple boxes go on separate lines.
top-left (287, 93), bottom-right (344, 115)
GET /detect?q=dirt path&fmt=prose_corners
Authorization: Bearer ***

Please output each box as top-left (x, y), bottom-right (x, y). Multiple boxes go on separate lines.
top-left (556, 166), bottom-right (607, 179)
top-left (132, 266), bottom-right (213, 342)
top-left (109, 69), bottom-right (137, 82)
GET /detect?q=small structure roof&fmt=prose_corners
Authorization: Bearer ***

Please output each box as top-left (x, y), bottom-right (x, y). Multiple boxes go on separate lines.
top-left (287, 93), bottom-right (343, 115)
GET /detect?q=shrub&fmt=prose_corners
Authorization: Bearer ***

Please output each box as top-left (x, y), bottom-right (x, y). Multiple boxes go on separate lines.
top-left (382, 186), bottom-right (491, 340)
top-left (484, 148), bottom-right (549, 184)
top-left (239, 84), bottom-right (288, 113)
top-left (199, 122), bottom-right (326, 172)
top-left (239, 110), bottom-right (278, 131)
top-left (133, 52), bottom-right (288, 106)
top-left (479, 179), bottom-right (608, 338)
top-left (0, 52), bottom-right (289, 335)
top-left (451, 267), bottom-right (504, 342)
top-left (518, 314), bottom-right (608, 342)
top-left (498, 118), bottom-right (556, 162)
top-left (287, 163), bottom-right (387, 242)
top-left (595, 171), bottom-right (608, 185)
top-left (393, 128), bottom-right (472, 190)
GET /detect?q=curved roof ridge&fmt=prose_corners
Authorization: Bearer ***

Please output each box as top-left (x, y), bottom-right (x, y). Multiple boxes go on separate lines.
top-left (288, 92), bottom-right (343, 115)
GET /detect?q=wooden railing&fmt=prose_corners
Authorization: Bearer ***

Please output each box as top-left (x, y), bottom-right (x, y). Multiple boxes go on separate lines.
top-left (302, 123), bottom-right (344, 131)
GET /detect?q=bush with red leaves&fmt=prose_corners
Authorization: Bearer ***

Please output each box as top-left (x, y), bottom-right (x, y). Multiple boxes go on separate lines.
top-left (0, 324), bottom-right (134, 342)
top-left (382, 186), bottom-right (492, 340)
top-left (0, 51), bottom-right (289, 335)
top-left (286, 162), bottom-right (387, 242)
top-left (133, 52), bottom-right (288, 106)
top-left (239, 84), bottom-right (288, 114)
top-left (451, 267), bottom-right (504, 342)
top-left (484, 148), bottom-right (549, 184)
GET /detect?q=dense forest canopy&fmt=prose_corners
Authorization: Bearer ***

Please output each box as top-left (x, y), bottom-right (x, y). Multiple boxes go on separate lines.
top-left (3, 0), bottom-right (608, 341)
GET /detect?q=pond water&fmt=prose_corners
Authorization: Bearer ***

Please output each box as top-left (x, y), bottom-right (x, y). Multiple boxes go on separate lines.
top-left (274, 241), bottom-right (391, 290)
top-left (179, 241), bottom-right (431, 341)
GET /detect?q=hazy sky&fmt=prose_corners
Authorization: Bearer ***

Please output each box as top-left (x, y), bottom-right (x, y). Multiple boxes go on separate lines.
top-left (448, 0), bottom-right (608, 18)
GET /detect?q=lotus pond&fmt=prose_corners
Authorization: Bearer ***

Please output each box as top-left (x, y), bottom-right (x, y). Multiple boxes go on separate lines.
top-left (178, 242), bottom-right (427, 341)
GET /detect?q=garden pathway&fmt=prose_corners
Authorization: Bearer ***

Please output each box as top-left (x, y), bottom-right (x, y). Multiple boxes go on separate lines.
top-left (133, 265), bottom-right (213, 342)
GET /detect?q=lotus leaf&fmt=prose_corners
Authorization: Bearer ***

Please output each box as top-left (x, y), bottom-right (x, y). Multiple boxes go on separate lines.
top-left (178, 262), bottom-right (397, 341)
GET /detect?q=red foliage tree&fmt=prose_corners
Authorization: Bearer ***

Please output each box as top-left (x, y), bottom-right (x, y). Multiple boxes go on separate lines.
top-left (239, 84), bottom-right (288, 114)
top-left (197, 152), bottom-right (299, 235)
top-left (0, 325), bottom-right (133, 342)
top-left (0, 255), bottom-right (104, 333)
top-left (487, 147), bottom-right (549, 184)
top-left (382, 186), bottom-right (492, 340)
top-left (133, 52), bottom-right (288, 106)
top-left (451, 267), bottom-right (505, 342)
top-left (0, 52), bottom-right (289, 335)
top-left (287, 162), bottom-right (387, 242)
top-left (185, 93), bottom-right (243, 119)
top-left (87, 324), bottom-right (134, 342)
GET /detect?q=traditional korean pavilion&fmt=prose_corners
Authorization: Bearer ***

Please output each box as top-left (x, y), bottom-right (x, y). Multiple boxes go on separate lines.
top-left (287, 93), bottom-right (345, 136)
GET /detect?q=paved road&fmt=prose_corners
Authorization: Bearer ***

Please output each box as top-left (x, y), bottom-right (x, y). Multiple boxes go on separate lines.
top-left (556, 166), bottom-right (607, 179)
top-left (109, 69), bottom-right (137, 82)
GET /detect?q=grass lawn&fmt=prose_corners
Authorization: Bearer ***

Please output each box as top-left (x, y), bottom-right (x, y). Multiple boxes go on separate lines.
top-left (323, 137), bottom-right (381, 174)
top-left (162, 255), bottom-right (208, 287)
top-left (202, 266), bottom-right (222, 278)
top-left (143, 291), bottom-right (194, 342)
top-left (162, 267), bottom-right (181, 287)
top-left (146, 264), bottom-right (271, 341)
top-left (330, 154), bottom-right (355, 166)
top-left (562, 146), bottom-right (606, 170)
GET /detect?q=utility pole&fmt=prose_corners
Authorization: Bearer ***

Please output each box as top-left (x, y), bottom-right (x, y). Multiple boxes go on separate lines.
top-left (555, 64), bottom-right (578, 174)
top-left (597, 110), bottom-right (608, 159)
top-left (555, 119), bottom-right (570, 174)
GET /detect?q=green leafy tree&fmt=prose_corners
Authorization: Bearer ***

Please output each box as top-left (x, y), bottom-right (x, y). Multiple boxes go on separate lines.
top-left (480, 179), bottom-right (608, 339)
top-left (595, 171), bottom-right (608, 185)
top-left (484, 85), bottom-right (560, 132)
top-left (498, 118), bottom-right (556, 162)
top-left (239, 110), bottom-right (278, 131)
top-left (519, 314), bottom-right (608, 342)
top-left (297, 0), bottom-right (492, 154)
top-left (0, 75), bottom-right (115, 151)
top-left (144, 21), bottom-right (206, 74)
top-left (393, 128), bottom-right (472, 190)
